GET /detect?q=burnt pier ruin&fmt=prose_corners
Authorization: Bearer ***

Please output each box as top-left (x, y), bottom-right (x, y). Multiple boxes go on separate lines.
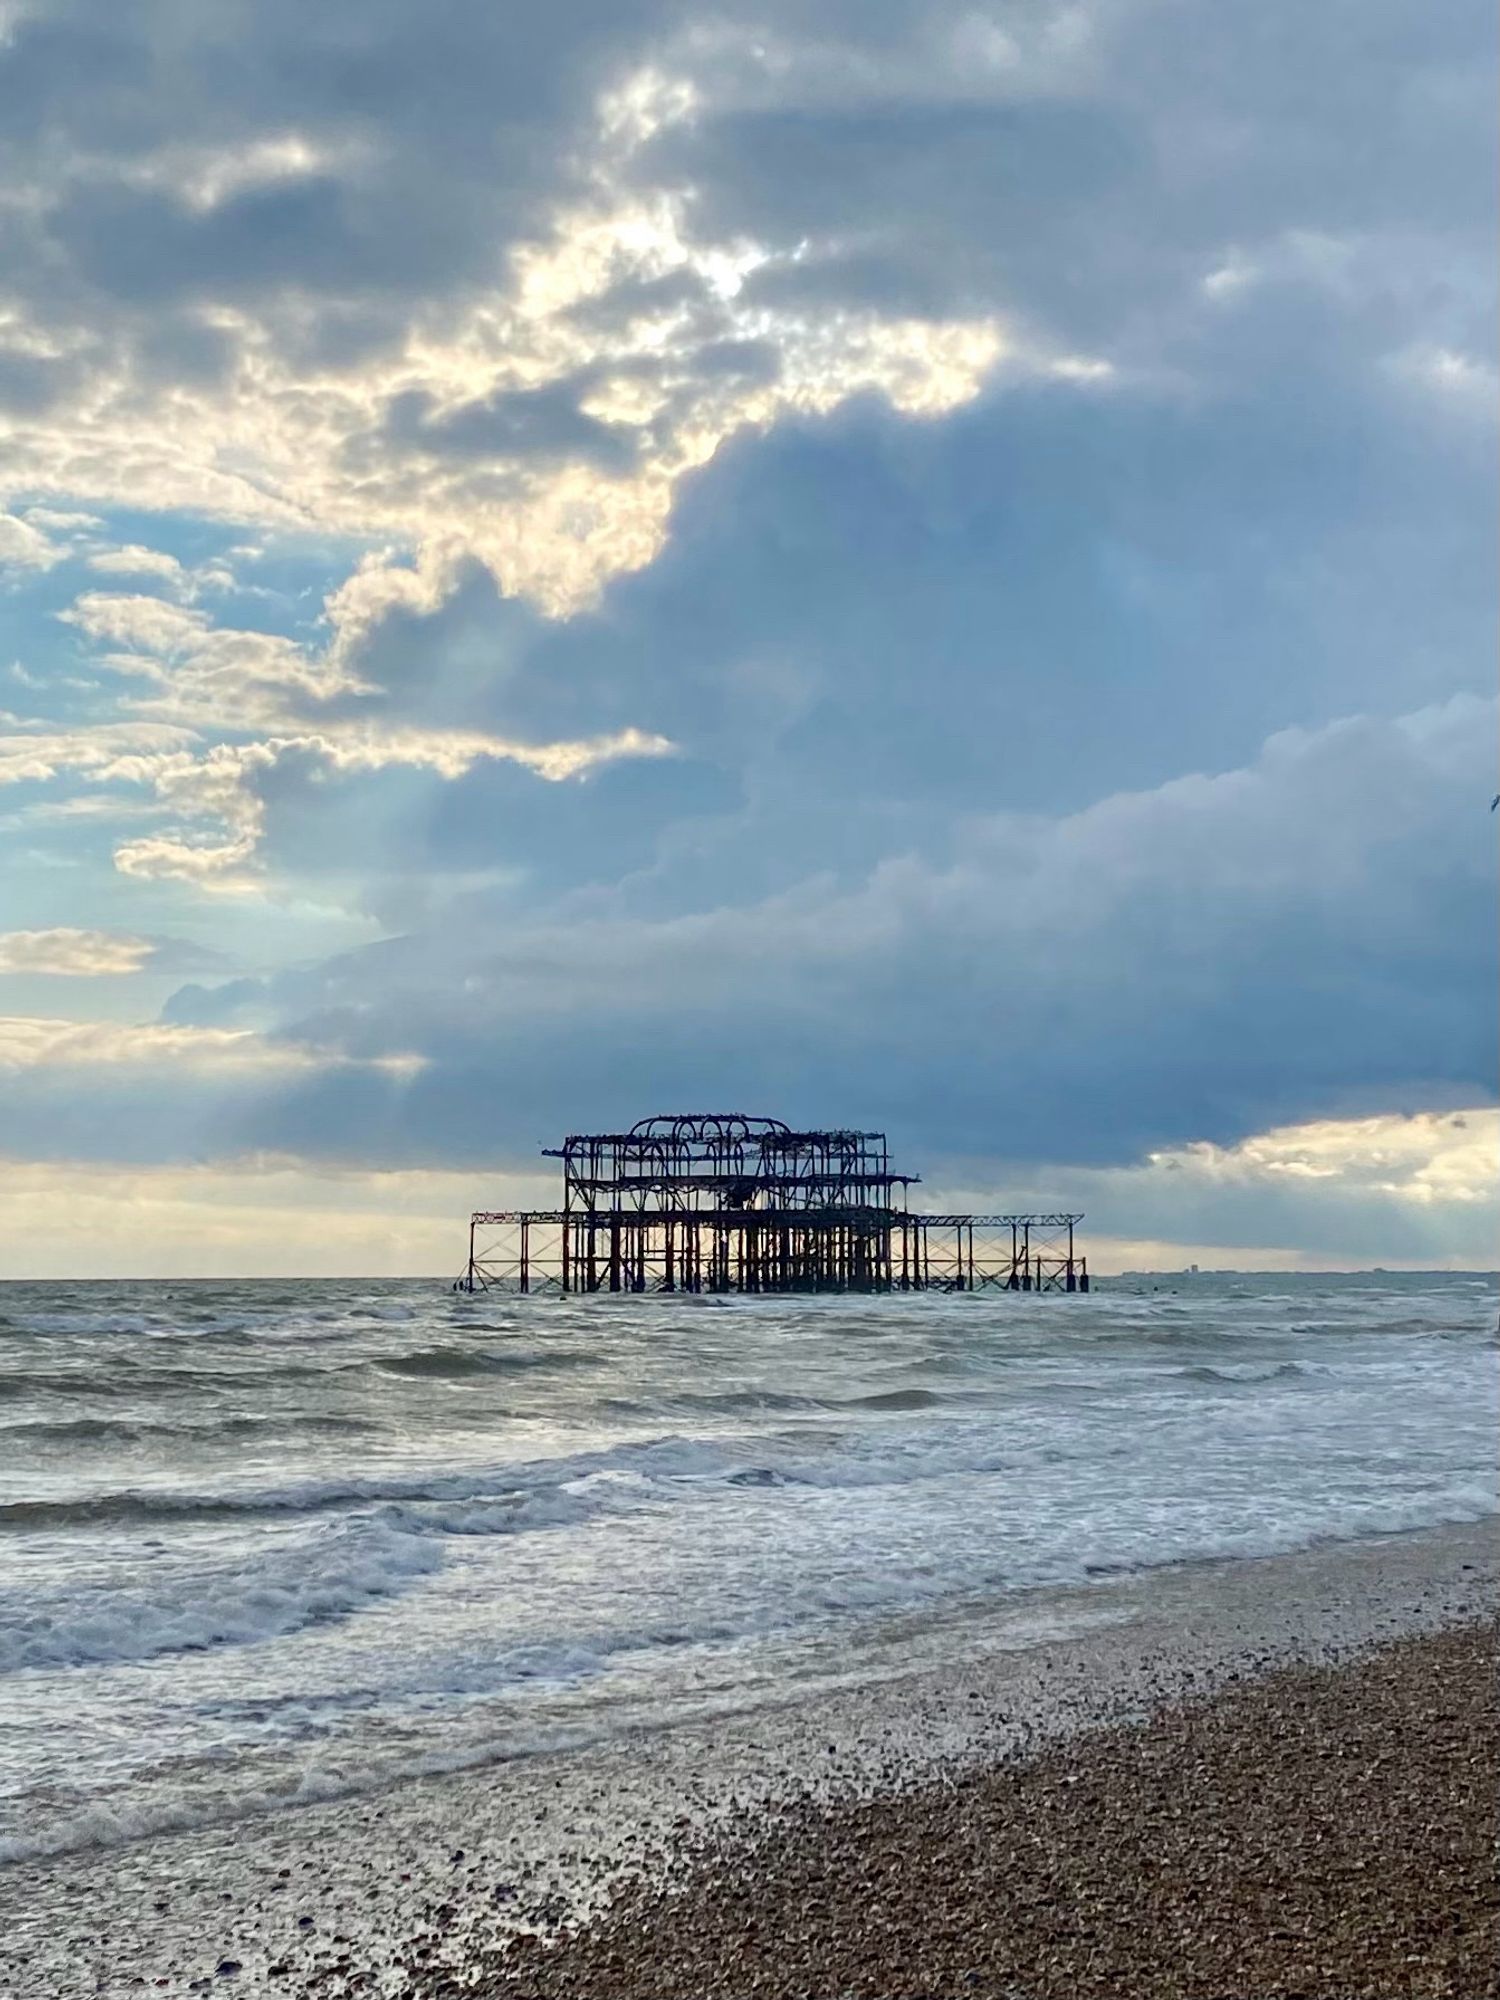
top-left (461, 1113), bottom-right (1087, 1295)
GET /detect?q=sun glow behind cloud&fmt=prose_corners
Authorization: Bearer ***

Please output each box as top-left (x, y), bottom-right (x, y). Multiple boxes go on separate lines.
top-left (0, 1014), bottom-right (424, 1075)
top-left (0, 54), bottom-right (1027, 615)
top-left (1148, 1112), bottom-right (1500, 1209)
top-left (0, 0), bottom-right (1493, 1271)
top-left (0, 927), bottom-right (155, 975)
top-left (0, 1107), bottom-right (1491, 1280)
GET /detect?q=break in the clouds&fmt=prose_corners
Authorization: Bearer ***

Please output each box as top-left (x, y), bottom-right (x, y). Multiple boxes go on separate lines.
top-left (0, 0), bottom-right (1495, 1268)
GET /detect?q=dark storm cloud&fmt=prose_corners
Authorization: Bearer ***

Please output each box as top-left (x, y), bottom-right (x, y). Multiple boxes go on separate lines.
top-left (0, 0), bottom-right (674, 299)
top-left (310, 358), bottom-right (1495, 856)
top-left (690, 339), bottom-right (783, 385)
top-left (563, 268), bottom-right (717, 338)
top-left (48, 175), bottom-right (482, 307)
top-left (0, 345), bottom-right (76, 416)
top-left (641, 0), bottom-right (1495, 364)
top-left (381, 384), bottom-right (641, 471)
top-left (122, 692), bottom-right (1494, 1176)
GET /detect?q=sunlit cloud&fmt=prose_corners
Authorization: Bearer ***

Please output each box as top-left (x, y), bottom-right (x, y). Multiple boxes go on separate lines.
top-left (0, 1014), bottom-right (423, 1075)
top-left (20, 507), bottom-right (103, 534)
top-left (0, 0), bottom-right (1490, 1272)
top-left (0, 712), bottom-right (673, 888)
top-left (84, 545), bottom-right (190, 586)
top-left (106, 723), bottom-right (675, 886)
top-left (0, 511), bottom-right (62, 570)
top-left (1390, 343), bottom-right (1498, 418)
top-left (0, 927), bottom-right (155, 975)
top-left (0, 47), bottom-right (1033, 621)
top-left (928, 1111), bottom-right (1500, 1272)
top-left (126, 132), bottom-right (358, 214)
top-left (1148, 1111), bottom-right (1500, 1209)
top-left (0, 721), bottom-right (198, 785)
top-left (22, 586), bottom-right (679, 886)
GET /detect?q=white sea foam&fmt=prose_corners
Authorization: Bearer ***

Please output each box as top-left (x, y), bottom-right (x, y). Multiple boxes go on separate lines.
top-left (4, 1353), bottom-right (1495, 1531)
top-left (0, 1517), bottom-right (442, 1671)
top-left (0, 1272), bottom-right (1494, 1870)
top-left (0, 1717), bottom-right (612, 1865)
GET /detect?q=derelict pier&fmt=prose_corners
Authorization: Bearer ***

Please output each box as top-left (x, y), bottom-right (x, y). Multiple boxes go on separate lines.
top-left (461, 1113), bottom-right (1087, 1295)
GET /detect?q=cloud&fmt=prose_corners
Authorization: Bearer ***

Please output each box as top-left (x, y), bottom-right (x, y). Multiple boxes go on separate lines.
top-left (0, 0), bottom-right (1492, 1270)
top-left (0, 1013), bottom-right (422, 1074)
top-left (1148, 1110), bottom-right (1500, 1213)
top-left (0, 927), bottom-right (155, 975)
top-left (0, 0), bottom-right (1486, 627)
top-left (382, 381), bottom-right (642, 472)
top-left (84, 544), bottom-right (190, 584)
top-left (0, 715), bottom-right (673, 888)
top-left (58, 591), bottom-right (362, 721)
top-left (0, 721), bottom-right (198, 786)
top-left (0, 511), bottom-right (62, 570)
top-left (0, 1109), bottom-right (1489, 1280)
top-left (19, 587), bottom-right (676, 884)
top-left (62, 591), bottom-right (215, 657)
top-left (104, 723), bottom-right (675, 885)
top-left (1389, 343), bottom-right (1499, 421)
top-left (929, 1110), bottom-right (1500, 1271)
top-left (0, 2), bottom-right (1040, 614)
top-left (110, 690), bottom-right (1491, 1176)
top-left (123, 133), bottom-right (366, 217)
top-left (20, 508), bottom-right (104, 532)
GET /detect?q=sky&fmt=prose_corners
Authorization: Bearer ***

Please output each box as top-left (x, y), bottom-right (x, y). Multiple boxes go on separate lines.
top-left (0, 0), bottom-right (1495, 1277)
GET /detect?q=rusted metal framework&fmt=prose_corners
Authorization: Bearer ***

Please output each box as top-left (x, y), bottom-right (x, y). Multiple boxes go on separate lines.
top-left (461, 1113), bottom-right (1088, 1296)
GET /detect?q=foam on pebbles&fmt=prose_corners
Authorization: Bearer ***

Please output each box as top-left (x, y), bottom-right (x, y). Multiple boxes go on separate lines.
top-left (0, 1520), bottom-right (1494, 1998)
top-left (476, 1620), bottom-right (1498, 2000)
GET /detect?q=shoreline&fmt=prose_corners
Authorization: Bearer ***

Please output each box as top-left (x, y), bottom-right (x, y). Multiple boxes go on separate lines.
top-left (1, 1517), bottom-right (1495, 1997)
top-left (481, 1617), bottom-right (1499, 2000)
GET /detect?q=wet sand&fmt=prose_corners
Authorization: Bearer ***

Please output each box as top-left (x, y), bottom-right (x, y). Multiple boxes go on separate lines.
top-left (1, 1519), bottom-right (1494, 1997)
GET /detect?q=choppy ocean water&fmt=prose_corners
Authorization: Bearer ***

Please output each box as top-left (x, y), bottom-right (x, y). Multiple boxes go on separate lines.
top-left (0, 1273), bottom-right (1494, 1866)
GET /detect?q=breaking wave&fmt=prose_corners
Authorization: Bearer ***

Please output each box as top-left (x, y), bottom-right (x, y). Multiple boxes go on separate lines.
top-left (2, 1412), bottom-right (380, 1446)
top-left (1, 1271), bottom-right (1495, 1876)
top-left (0, 1518), bottom-right (442, 1673)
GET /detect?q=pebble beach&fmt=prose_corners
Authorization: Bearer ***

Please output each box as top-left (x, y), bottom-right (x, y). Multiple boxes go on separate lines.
top-left (478, 1618), bottom-right (1498, 2000)
top-left (2, 1519), bottom-right (1494, 1997)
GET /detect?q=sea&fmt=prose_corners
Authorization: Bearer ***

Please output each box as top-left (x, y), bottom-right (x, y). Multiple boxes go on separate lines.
top-left (1, 1272), bottom-right (1495, 1871)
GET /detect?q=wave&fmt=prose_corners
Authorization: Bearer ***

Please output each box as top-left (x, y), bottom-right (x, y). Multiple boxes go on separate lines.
top-left (4, 1327), bottom-right (1495, 1543)
top-left (371, 1343), bottom-right (580, 1380)
top-left (0, 1429), bottom-right (886, 1532)
top-left (845, 1386), bottom-right (948, 1410)
top-left (0, 1361), bottom-right (329, 1402)
top-left (630, 1385), bottom-right (949, 1415)
top-left (602, 1387), bottom-right (826, 1417)
top-left (0, 1375), bottom-right (1436, 1531)
top-left (0, 1468), bottom-right (685, 1676)
top-left (5, 1314), bottom-right (158, 1338)
top-left (0, 1714), bottom-right (612, 1867)
top-left (5, 1480), bottom-right (1496, 1867)
top-left (0, 1337), bottom-right (563, 1403)
top-left (1176, 1360), bottom-right (1313, 1385)
top-left (0, 1517), bottom-right (441, 1674)
top-left (0, 1411), bottom-right (381, 1445)
top-left (380, 1473), bottom-right (653, 1540)
top-left (0, 1487), bottom-right (349, 1531)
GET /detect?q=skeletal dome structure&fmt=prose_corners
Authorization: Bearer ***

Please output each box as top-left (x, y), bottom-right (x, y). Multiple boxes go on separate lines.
top-left (461, 1113), bottom-right (1086, 1295)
